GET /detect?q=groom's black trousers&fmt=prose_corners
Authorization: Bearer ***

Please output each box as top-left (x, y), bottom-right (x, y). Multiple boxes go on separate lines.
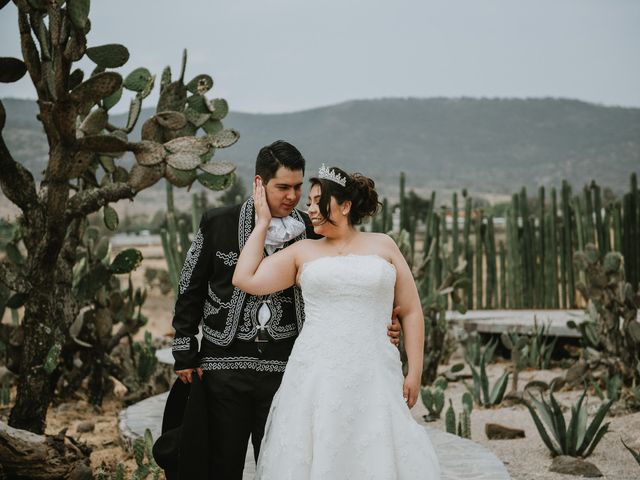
top-left (202, 368), bottom-right (284, 480)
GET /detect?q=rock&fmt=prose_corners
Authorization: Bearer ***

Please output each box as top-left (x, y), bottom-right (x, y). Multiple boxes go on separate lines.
top-left (0, 366), bottom-right (15, 384)
top-left (56, 402), bottom-right (76, 413)
top-left (67, 463), bottom-right (92, 480)
top-left (75, 421), bottom-right (94, 434)
top-left (565, 359), bottom-right (588, 385)
top-left (485, 423), bottom-right (526, 440)
top-left (549, 456), bottom-right (603, 477)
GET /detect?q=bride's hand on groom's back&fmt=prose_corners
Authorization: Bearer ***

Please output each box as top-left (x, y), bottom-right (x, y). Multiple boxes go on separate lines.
top-left (387, 306), bottom-right (402, 346)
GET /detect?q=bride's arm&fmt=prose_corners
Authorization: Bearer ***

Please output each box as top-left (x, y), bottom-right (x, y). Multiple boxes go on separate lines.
top-left (384, 236), bottom-right (424, 408)
top-left (232, 179), bottom-right (301, 295)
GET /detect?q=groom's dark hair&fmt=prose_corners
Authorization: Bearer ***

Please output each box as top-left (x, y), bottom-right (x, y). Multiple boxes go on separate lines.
top-left (255, 140), bottom-right (306, 184)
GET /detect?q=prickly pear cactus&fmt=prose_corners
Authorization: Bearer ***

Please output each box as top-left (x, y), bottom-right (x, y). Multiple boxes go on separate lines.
top-left (574, 243), bottom-right (640, 383)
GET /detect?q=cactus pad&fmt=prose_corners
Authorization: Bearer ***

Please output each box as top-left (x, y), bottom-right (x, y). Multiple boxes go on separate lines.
top-left (126, 96), bottom-right (142, 132)
top-left (155, 111), bottom-right (187, 130)
top-left (133, 141), bottom-right (166, 166)
top-left (160, 66), bottom-right (171, 92)
top-left (140, 75), bottom-right (156, 100)
top-left (165, 165), bottom-right (197, 187)
top-left (184, 108), bottom-right (211, 128)
top-left (103, 205), bottom-right (119, 231)
top-left (67, 0), bottom-right (90, 32)
top-left (197, 171), bottom-right (235, 191)
top-left (94, 308), bottom-right (113, 339)
top-left (157, 81), bottom-right (187, 113)
top-left (78, 134), bottom-right (129, 153)
top-left (166, 152), bottom-right (201, 171)
top-left (141, 118), bottom-right (163, 142)
top-left (164, 136), bottom-right (209, 155)
top-left (68, 68), bottom-right (85, 91)
top-left (86, 44), bottom-right (130, 68)
top-left (603, 252), bottom-right (622, 274)
top-left (79, 108), bottom-right (108, 135)
top-left (207, 98), bottom-right (229, 120)
top-left (128, 163), bottom-right (165, 192)
top-left (202, 118), bottom-right (223, 135)
top-left (0, 57), bottom-right (28, 83)
top-left (199, 161), bottom-right (236, 176)
top-left (186, 74), bottom-right (213, 95)
top-left (124, 67), bottom-right (152, 92)
top-left (186, 94), bottom-right (209, 114)
top-left (110, 248), bottom-right (143, 274)
top-left (70, 71), bottom-right (123, 105)
top-left (69, 151), bottom-right (94, 178)
top-left (103, 86), bottom-right (123, 111)
top-left (113, 166), bottom-right (129, 183)
top-left (206, 128), bottom-right (240, 148)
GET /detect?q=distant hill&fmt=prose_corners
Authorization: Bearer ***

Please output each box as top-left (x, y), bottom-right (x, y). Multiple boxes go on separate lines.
top-left (2, 97), bottom-right (639, 208)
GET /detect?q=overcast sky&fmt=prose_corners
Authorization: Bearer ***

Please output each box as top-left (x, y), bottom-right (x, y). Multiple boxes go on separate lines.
top-left (1, 0), bottom-right (639, 113)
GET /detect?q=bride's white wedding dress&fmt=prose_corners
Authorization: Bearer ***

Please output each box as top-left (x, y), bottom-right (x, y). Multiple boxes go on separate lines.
top-left (256, 255), bottom-right (441, 480)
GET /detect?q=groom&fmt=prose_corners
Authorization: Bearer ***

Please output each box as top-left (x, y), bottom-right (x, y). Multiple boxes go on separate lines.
top-left (171, 140), bottom-right (400, 479)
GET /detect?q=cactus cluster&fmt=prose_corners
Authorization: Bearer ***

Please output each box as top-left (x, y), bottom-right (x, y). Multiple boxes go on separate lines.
top-left (378, 172), bottom-right (638, 312)
top-left (59, 225), bottom-right (154, 404)
top-left (445, 393), bottom-right (473, 439)
top-left (464, 341), bottom-right (510, 407)
top-left (132, 331), bottom-right (158, 385)
top-left (526, 389), bottom-right (612, 457)
top-left (572, 243), bottom-right (640, 383)
top-left (130, 428), bottom-right (162, 480)
top-left (501, 320), bottom-right (558, 391)
top-left (421, 376), bottom-right (448, 421)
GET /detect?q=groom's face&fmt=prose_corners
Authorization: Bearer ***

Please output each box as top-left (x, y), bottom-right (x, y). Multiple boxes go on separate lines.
top-left (261, 166), bottom-right (304, 218)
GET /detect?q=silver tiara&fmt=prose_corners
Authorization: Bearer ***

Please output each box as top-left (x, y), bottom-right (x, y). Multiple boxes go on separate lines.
top-left (318, 164), bottom-right (346, 187)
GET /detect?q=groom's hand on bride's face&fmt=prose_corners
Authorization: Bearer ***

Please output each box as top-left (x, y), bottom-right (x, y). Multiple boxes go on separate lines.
top-left (387, 307), bottom-right (402, 346)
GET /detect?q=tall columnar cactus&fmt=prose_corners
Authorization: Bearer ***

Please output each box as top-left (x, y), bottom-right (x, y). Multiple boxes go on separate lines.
top-left (519, 188), bottom-right (534, 307)
top-left (549, 187), bottom-right (560, 308)
top-left (561, 180), bottom-right (576, 307)
top-left (536, 186), bottom-right (546, 307)
top-left (499, 241), bottom-right (507, 308)
top-left (506, 194), bottom-right (522, 308)
top-left (485, 215), bottom-right (497, 309)
top-left (591, 181), bottom-right (605, 256)
top-left (463, 194), bottom-right (473, 308)
top-left (583, 185), bottom-right (595, 245)
top-left (474, 211), bottom-right (483, 309)
top-left (452, 192), bottom-right (460, 263)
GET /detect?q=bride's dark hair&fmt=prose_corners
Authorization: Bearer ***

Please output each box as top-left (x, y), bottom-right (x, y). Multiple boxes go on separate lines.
top-left (309, 167), bottom-right (381, 225)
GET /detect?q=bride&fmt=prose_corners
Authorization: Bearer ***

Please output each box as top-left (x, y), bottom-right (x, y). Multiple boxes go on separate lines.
top-left (233, 165), bottom-right (441, 479)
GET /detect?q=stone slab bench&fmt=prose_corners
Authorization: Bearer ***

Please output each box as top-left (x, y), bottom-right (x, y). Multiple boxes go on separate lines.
top-left (119, 392), bottom-right (511, 480)
top-left (446, 309), bottom-right (587, 338)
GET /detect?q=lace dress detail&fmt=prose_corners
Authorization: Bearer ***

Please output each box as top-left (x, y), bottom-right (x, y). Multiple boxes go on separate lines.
top-left (256, 255), bottom-right (441, 480)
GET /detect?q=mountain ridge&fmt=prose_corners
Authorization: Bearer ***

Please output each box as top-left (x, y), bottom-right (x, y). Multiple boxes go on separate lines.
top-left (2, 97), bottom-right (638, 204)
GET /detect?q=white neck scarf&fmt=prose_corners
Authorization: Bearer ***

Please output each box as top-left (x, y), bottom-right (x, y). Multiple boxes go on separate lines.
top-left (263, 215), bottom-right (306, 255)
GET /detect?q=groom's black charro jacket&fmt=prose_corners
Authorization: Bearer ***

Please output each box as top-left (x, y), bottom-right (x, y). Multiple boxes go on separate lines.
top-left (171, 197), bottom-right (317, 372)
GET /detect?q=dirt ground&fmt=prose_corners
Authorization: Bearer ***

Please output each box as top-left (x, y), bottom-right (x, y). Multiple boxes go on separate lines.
top-left (3, 244), bottom-right (640, 478)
